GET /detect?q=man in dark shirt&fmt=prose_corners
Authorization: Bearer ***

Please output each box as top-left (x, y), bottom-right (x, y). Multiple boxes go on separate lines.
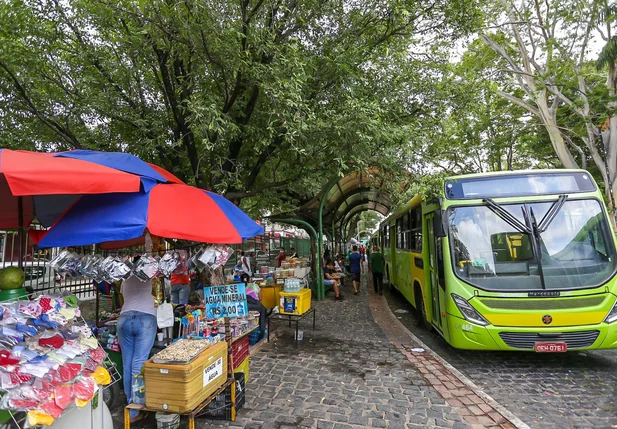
top-left (349, 245), bottom-right (363, 295)
top-left (369, 245), bottom-right (385, 295)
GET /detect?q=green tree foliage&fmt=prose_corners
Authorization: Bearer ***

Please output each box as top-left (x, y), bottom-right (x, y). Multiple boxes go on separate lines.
top-left (0, 0), bottom-right (482, 217)
top-left (478, 0), bottom-right (617, 212)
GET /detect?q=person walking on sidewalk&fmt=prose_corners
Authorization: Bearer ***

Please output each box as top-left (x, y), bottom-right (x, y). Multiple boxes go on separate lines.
top-left (369, 244), bottom-right (385, 295)
top-left (349, 245), bottom-right (363, 295)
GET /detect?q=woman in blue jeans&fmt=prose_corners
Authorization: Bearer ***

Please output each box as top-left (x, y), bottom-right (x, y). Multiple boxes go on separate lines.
top-left (117, 273), bottom-right (157, 423)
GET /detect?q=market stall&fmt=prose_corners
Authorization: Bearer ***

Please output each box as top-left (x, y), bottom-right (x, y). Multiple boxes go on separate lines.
top-left (0, 149), bottom-right (185, 429)
top-left (45, 243), bottom-right (262, 427)
top-left (237, 253), bottom-right (316, 348)
top-left (32, 168), bottom-right (265, 427)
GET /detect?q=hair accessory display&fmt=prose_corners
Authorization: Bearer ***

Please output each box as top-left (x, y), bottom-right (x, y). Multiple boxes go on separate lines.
top-left (0, 295), bottom-right (114, 427)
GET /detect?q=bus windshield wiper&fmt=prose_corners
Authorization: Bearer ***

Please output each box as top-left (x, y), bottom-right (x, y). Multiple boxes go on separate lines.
top-left (483, 198), bottom-right (530, 234)
top-left (484, 198), bottom-right (547, 289)
top-left (523, 205), bottom-right (547, 290)
top-left (537, 195), bottom-right (567, 233)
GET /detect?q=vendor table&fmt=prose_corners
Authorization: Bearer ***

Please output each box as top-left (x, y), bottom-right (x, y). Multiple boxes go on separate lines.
top-left (267, 308), bottom-right (316, 347)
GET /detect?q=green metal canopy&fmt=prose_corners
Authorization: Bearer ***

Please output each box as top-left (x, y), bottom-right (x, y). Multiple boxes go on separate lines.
top-left (271, 170), bottom-right (392, 300)
top-left (290, 170), bottom-right (391, 231)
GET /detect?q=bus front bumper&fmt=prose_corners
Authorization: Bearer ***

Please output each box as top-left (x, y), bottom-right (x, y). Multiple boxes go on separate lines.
top-left (446, 314), bottom-right (617, 351)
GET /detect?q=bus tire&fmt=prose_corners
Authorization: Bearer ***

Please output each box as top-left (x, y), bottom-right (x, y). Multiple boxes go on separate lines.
top-left (414, 285), bottom-right (432, 330)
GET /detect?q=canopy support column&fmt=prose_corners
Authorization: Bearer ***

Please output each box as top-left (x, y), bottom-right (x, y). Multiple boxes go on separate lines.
top-left (318, 177), bottom-right (340, 301)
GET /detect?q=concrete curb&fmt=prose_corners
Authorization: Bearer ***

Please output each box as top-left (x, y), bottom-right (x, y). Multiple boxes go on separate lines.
top-left (383, 298), bottom-right (530, 429)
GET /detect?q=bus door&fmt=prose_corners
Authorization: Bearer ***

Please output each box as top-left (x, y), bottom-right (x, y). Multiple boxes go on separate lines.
top-left (389, 223), bottom-right (397, 285)
top-left (426, 212), bottom-right (447, 330)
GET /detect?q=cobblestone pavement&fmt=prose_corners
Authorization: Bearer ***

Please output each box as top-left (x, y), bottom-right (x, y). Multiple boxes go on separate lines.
top-left (197, 277), bottom-right (472, 429)
top-left (115, 275), bottom-right (521, 429)
top-left (384, 285), bottom-right (617, 429)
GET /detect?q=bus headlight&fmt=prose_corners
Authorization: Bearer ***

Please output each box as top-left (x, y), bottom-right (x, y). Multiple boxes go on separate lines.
top-left (604, 300), bottom-right (617, 323)
top-left (451, 294), bottom-right (490, 326)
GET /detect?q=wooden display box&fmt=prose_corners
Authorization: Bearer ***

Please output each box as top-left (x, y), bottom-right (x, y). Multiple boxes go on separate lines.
top-left (144, 341), bottom-right (228, 413)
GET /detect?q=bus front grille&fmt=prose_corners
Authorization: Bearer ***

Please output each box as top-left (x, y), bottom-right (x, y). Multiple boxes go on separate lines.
top-left (498, 331), bottom-right (600, 350)
top-left (479, 296), bottom-right (605, 310)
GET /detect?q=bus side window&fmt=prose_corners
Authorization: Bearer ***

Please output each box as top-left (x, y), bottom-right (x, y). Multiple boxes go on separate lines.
top-left (436, 237), bottom-right (445, 288)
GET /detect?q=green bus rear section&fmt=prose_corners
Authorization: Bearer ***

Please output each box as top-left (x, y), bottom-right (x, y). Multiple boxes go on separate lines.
top-left (382, 195), bottom-right (425, 311)
top-left (379, 169), bottom-right (617, 351)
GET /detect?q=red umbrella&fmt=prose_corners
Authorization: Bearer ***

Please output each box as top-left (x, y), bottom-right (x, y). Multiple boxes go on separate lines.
top-left (0, 149), bottom-right (184, 229)
top-left (36, 183), bottom-right (264, 248)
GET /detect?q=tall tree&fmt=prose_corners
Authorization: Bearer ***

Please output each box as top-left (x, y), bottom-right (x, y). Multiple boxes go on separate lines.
top-left (0, 0), bottom-right (482, 216)
top-left (479, 0), bottom-right (617, 211)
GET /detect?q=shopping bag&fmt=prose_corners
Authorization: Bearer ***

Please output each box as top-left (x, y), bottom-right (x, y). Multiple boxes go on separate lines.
top-left (156, 302), bottom-right (174, 328)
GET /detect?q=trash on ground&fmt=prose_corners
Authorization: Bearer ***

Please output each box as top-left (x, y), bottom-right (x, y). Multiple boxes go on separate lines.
top-left (411, 348), bottom-right (425, 352)
top-left (394, 309), bottom-right (409, 313)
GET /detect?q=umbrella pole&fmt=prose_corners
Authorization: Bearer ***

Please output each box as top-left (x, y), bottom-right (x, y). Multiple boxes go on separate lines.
top-left (17, 196), bottom-right (23, 270)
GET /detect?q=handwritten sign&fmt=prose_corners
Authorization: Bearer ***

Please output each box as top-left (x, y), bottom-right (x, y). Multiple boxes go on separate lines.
top-left (203, 357), bottom-right (223, 387)
top-left (203, 284), bottom-right (248, 318)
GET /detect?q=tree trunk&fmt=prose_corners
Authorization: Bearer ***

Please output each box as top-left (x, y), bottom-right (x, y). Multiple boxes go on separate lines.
top-left (536, 93), bottom-right (579, 169)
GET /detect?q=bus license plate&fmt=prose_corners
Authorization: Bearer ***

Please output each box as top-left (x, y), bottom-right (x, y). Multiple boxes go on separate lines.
top-left (535, 342), bottom-right (567, 353)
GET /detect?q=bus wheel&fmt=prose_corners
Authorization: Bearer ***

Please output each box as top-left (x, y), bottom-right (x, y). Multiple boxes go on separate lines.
top-left (415, 287), bottom-right (432, 330)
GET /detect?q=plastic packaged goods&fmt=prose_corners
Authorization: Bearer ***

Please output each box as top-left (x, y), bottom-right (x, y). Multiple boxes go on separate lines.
top-left (131, 374), bottom-right (146, 405)
top-left (159, 252), bottom-right (181, 277)
top-left (0, 295), bottom-right (114, 426)
top-left (132, 254), bottom-right (160, 280)
top-left (107, 257), bottom-right (132, 282)
top-left (48, 250), bottom-right (72, 271)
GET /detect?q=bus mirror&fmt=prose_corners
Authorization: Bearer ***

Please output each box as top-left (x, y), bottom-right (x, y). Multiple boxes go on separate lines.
top-left (433, 210), bottom-right (447, 238)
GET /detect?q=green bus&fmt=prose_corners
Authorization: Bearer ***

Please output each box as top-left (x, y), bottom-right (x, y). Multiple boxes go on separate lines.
top-left (381, 170), bottom-right (617, 351)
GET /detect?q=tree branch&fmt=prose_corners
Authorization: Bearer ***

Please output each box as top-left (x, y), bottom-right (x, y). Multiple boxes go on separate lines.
top-left (0, 59), bottom-right (82, 148)
top-left (495, 89), bottom-right (540, 116)
top-left (225, 179), bottom-right (292, 200)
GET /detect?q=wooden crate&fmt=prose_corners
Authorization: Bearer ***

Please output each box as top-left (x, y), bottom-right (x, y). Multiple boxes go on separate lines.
top-left (144, 341), bottom-right (228, 413)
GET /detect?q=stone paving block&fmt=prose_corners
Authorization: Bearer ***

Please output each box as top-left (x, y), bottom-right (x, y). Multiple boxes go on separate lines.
top-left (370, 417), bottom-right (388, 428)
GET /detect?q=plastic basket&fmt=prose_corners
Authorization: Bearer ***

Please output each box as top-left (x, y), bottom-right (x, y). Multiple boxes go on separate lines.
top-left (248, 329), bottom-right (261, 346)
top-left (198, 373), bottom-right (245, 420)
top-left (234, 356), bottom-right (250, 383)
top-left (231, 336), bottom-right (249, 370)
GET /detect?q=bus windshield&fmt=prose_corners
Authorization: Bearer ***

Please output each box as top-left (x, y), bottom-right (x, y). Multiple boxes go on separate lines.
top-left (448, 199), bottom-right (617, 291)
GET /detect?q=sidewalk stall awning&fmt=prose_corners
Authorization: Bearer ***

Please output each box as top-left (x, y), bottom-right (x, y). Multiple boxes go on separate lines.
top-left (35, 183), bottom-right (264, 248)
top-left (0, 149), bottom-right (181, 229)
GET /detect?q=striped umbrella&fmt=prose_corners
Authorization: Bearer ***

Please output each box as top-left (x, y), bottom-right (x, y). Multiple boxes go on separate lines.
top-left (0, 149), bottom-right (180, 229)
top-left (36, 183), bottom-right (264, 248)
